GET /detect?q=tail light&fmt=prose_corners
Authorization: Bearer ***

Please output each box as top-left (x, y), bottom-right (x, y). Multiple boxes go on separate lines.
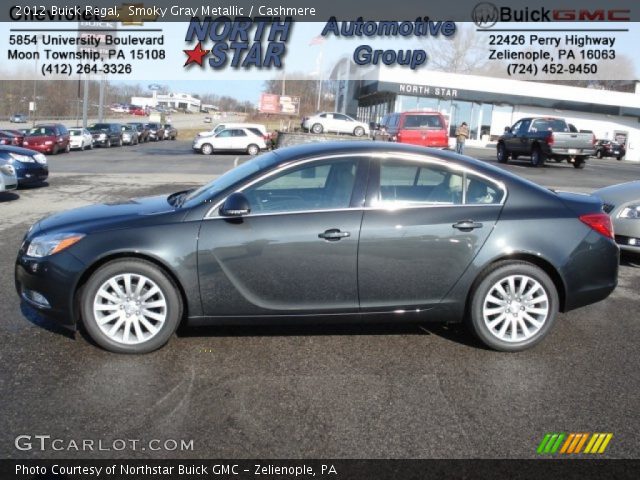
top-left (579, 213), bottom-right (614, 239)
top-left (546, 133), bottom-right (554, 146)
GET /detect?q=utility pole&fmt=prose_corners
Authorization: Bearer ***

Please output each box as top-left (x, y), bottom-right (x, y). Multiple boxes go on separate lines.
top-left (98, 77), bottom-right (105, 122)
top-left (82, 77), bottom-right (89, 128)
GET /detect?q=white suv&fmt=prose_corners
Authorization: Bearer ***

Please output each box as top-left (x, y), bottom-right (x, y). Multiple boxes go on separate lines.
top-left (198, 122), bottom-right (268, 138)
top-left (193, 128), bottom-right (267, 156)
top-left (303, 112), bottom-right (369, 136)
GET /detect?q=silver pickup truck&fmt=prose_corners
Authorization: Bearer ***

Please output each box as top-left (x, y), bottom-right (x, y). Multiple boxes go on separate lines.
top-left (497, 117), bottom-right (596, 169)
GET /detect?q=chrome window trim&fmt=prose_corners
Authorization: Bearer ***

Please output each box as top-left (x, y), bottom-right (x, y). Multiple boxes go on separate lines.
top-left (204, 152), bottom-right (508, 220)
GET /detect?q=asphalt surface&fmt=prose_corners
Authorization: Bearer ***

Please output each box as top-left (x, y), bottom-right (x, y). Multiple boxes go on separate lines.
top-left (1, 141), bottom-right (639, 459)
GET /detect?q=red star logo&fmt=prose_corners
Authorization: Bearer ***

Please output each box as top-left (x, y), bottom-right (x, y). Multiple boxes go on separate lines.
top-left (183, 42), bottom-right (210, 67)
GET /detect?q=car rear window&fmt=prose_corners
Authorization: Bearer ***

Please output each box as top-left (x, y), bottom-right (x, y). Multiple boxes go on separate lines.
top-left (402, 114), bottom-right (443, 129)
top-left (69, 129), bottom-right (82, 135)
top-left (530, 119), bottom-right (569, 132)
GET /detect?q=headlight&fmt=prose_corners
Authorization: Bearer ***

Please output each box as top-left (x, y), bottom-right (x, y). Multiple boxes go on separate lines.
top-left (26, 233), bottom-right (85, 258)
top-left (0, 164), bottom-right (15, 176)
top-left (34, 154), bottom-right (47, 165)
top-left (99, 133), bottom-right (107, 140)
top-left (44, 141), bottom-right (53, 145)
top-left (619, 205), bottom-right (640, 219)
top-left (9, 152), bottom-right (35, 163)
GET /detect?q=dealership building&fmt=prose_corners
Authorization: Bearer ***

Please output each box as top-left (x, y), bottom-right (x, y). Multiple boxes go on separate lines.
top-left (331, 59), bottom-right (640, 161)
top-left (130, 92), bottom-right (201, 113)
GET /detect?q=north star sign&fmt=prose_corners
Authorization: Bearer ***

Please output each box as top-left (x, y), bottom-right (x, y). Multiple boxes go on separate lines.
top-left (397, 83), bottom-right (459, 98)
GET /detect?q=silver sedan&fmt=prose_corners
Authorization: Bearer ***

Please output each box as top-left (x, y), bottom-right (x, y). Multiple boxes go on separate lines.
top-left (594, 181), bottom-right (640, 253)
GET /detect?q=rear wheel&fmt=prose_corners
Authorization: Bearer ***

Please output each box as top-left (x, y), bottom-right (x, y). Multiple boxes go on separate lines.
top-left (80, 259), bottom-right (182, 354)
top-left (616, 156), bottom-right (622, 161)
top-left (105, 139), bottom-right (111, 148)
top-left (65, 143), bottom-right (71, 153)
top-left (312, 123), bottom-right (323, 134)
top-left (573, 158), bottom-right (586, 169)
top-left (496, 143), bottom-right (508, 163)
top-left (531, 147), bottom-right (546, 167)
top-left (247, 144), bottom-right (259, 156)
top-left (469, 261), bottom-right (559, 352)
top-left (201, 143), bottom-right (213, 155)
top-left (596, 150), bottom-right (603, 159)
top-left (52, 144), bottom-right (59, 155)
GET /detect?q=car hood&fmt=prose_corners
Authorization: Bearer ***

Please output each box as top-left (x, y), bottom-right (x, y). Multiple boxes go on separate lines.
top-left (592, 181), bottom-right (640, 205)
top-left (35, 194), bottom-right (176, 235)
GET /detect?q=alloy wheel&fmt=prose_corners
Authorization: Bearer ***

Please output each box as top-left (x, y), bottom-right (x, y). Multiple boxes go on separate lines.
top-left (482, 274), bottom-right (549, 343)
top-left (93, 273), bottom-right (167, 345)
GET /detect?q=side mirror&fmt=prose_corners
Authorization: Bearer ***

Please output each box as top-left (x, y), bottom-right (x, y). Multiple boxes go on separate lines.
top-left (504, 126), bottom-right (511, 133)
top-left (220, 192), bottom-right (251, 217)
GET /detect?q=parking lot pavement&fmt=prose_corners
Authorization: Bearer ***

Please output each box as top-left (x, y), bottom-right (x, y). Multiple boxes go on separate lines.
top-left (1, 142), bottom-right (640, 459)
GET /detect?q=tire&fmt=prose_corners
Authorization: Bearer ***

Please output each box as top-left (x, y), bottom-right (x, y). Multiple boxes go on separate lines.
top-left (65, 143), bottom-right (71, 153)
top-left (118, 138), bottom-right (123, 147)
top-left (247, 144), bottom-right (259, 156)
top-left (201, 143), bottom-right (213, 155)
top-left (311, 123), bottom-right (323, 134)
top-left (616, 156), bottom-right (622, 161)
top-left (353, 126), bottom-right (365, 137)
top-left (531, 147), bottom-right (546, 167)
top-left (573, 159), bottom-right (586, 169)
top-left (52, 144), bottom-right (59, 155)
top-left (512, 154), bottom-right (519, 160)
top-left (468, 261), bottom-right (559, 352)
top-left (80, 259), bottom-right (183, 354)
top-left (596, 150), bottom-right (603, 159)
top-left (496, 143), bottom-right (508, 163)
top-left (105, 139), bottom-right (111, 148)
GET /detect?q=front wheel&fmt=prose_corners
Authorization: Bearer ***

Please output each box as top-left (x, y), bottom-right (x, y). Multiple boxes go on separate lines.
top-left (616, 156), bottom-right (622, 161)
top-left (311, 123), bottom-right (323, 134)
top-left (247, 144), bottom-right (259, 156)
top-left (105, 139), bottom-right (111, 148)
top-left (596, 150), bottom-right (603, 159)
top-left (496, 143), bottom-right (508, 163)
top-left (353, 126), bottom-right (365, 137)
top-left (200, 143), bottom-right (213, 155)
top-left (80, 259), bottom-right (182, 354)
top-left (469, 261), bottom-right (559, 352)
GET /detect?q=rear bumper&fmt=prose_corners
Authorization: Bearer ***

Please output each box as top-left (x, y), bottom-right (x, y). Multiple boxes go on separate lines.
top-left (562, 231), bottom-right (619, 311)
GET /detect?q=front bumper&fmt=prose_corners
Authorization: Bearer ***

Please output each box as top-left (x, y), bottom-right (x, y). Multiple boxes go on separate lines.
top-left (15, 249), bottom-right (87, 327)
top-left (16, 164), bottom-right (48, 185)
top-left (22, 144), bottom-right (54, 154)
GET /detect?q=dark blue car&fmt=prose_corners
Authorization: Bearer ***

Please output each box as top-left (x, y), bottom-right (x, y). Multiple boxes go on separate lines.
top-left (0, 145), bottom-right (49, 186)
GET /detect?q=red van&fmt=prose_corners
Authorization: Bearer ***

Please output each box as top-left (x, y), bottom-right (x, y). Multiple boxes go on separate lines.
top-left (22, 124), bottom-right (70, 154)
top-left (374, 111), bottom-right (449, 148)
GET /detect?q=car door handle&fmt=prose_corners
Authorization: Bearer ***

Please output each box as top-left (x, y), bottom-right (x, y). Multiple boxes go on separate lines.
top-left (452, 220), bottom-right (483, 231)
top-left (318, 229), bottom-right (350, 241)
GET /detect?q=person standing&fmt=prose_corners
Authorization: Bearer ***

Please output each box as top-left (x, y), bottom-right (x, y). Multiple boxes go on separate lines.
top-left (455, 122), bottom-right (469, 155)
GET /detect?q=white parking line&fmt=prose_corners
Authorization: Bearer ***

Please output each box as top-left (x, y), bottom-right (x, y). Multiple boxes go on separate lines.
top-left (234, 156), bottom-right (239, 167)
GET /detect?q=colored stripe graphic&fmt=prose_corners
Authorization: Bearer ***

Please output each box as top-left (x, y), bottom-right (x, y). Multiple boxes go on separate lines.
top-left (537, 433), bottom-right (613, 454)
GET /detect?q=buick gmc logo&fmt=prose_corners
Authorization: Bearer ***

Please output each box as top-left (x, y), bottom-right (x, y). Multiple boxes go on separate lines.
top-left (472, 3), bottom-right (631, 28)
top-left (472, 2), bottom-right (499, 28)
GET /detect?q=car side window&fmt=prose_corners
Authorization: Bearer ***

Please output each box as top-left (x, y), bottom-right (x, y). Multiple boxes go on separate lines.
top-left (242, 159), bottom-right (359, 214)
top-left (465, 174), bottom-right (504, 205)
top-left (377, 160), bottom-right (464, 206)
top-left (511, 121), bottom-right (522, 133)
top-left (217, 129), bottom-right (232, 138)
top-left (231, 129), bottom-right (247, 137)
top-left (518, 120), bottom-right (531, 133)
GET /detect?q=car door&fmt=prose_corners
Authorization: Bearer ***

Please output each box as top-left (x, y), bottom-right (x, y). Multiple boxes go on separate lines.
top-left (213, 129), bottom-right (234, 150)
top-left (358, 155), bottom-right (505, 311)
top-left (513, 119), bottom-right (532, 155)
top-left (230, 128), bottom-right (248, 150)
top-left (197, 155), bottom-right (369, 316)
top-left (503, 120), bottom-right (521, 153)
top-left (333, 114), bottom-right (351, 134)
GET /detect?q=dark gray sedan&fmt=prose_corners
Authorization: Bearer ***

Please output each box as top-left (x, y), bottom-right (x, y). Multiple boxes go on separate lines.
top-left (15, 142), bottom-right (618, 354)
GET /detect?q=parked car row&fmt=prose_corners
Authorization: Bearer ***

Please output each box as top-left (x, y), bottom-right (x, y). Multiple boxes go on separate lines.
top-left (1, 122), bottom-right (178, 153)
top-left (593, 139), bottom-right (626, 160)
top-left (0, 145), bottom-right (49, 189)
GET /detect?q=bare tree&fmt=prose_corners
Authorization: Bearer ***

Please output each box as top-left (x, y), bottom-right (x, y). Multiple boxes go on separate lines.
top-left (423, 24), bottom-right (488, 74)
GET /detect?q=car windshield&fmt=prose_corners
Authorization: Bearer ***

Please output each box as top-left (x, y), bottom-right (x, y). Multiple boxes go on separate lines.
top-left (69, 129), bottom-right (82, 135)
top-left (182, 152), bottom-right (280, 207)
top-left (90, 124), bottom-right (110, 130)
top-left (27, 127), bottom-right (55, 136)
